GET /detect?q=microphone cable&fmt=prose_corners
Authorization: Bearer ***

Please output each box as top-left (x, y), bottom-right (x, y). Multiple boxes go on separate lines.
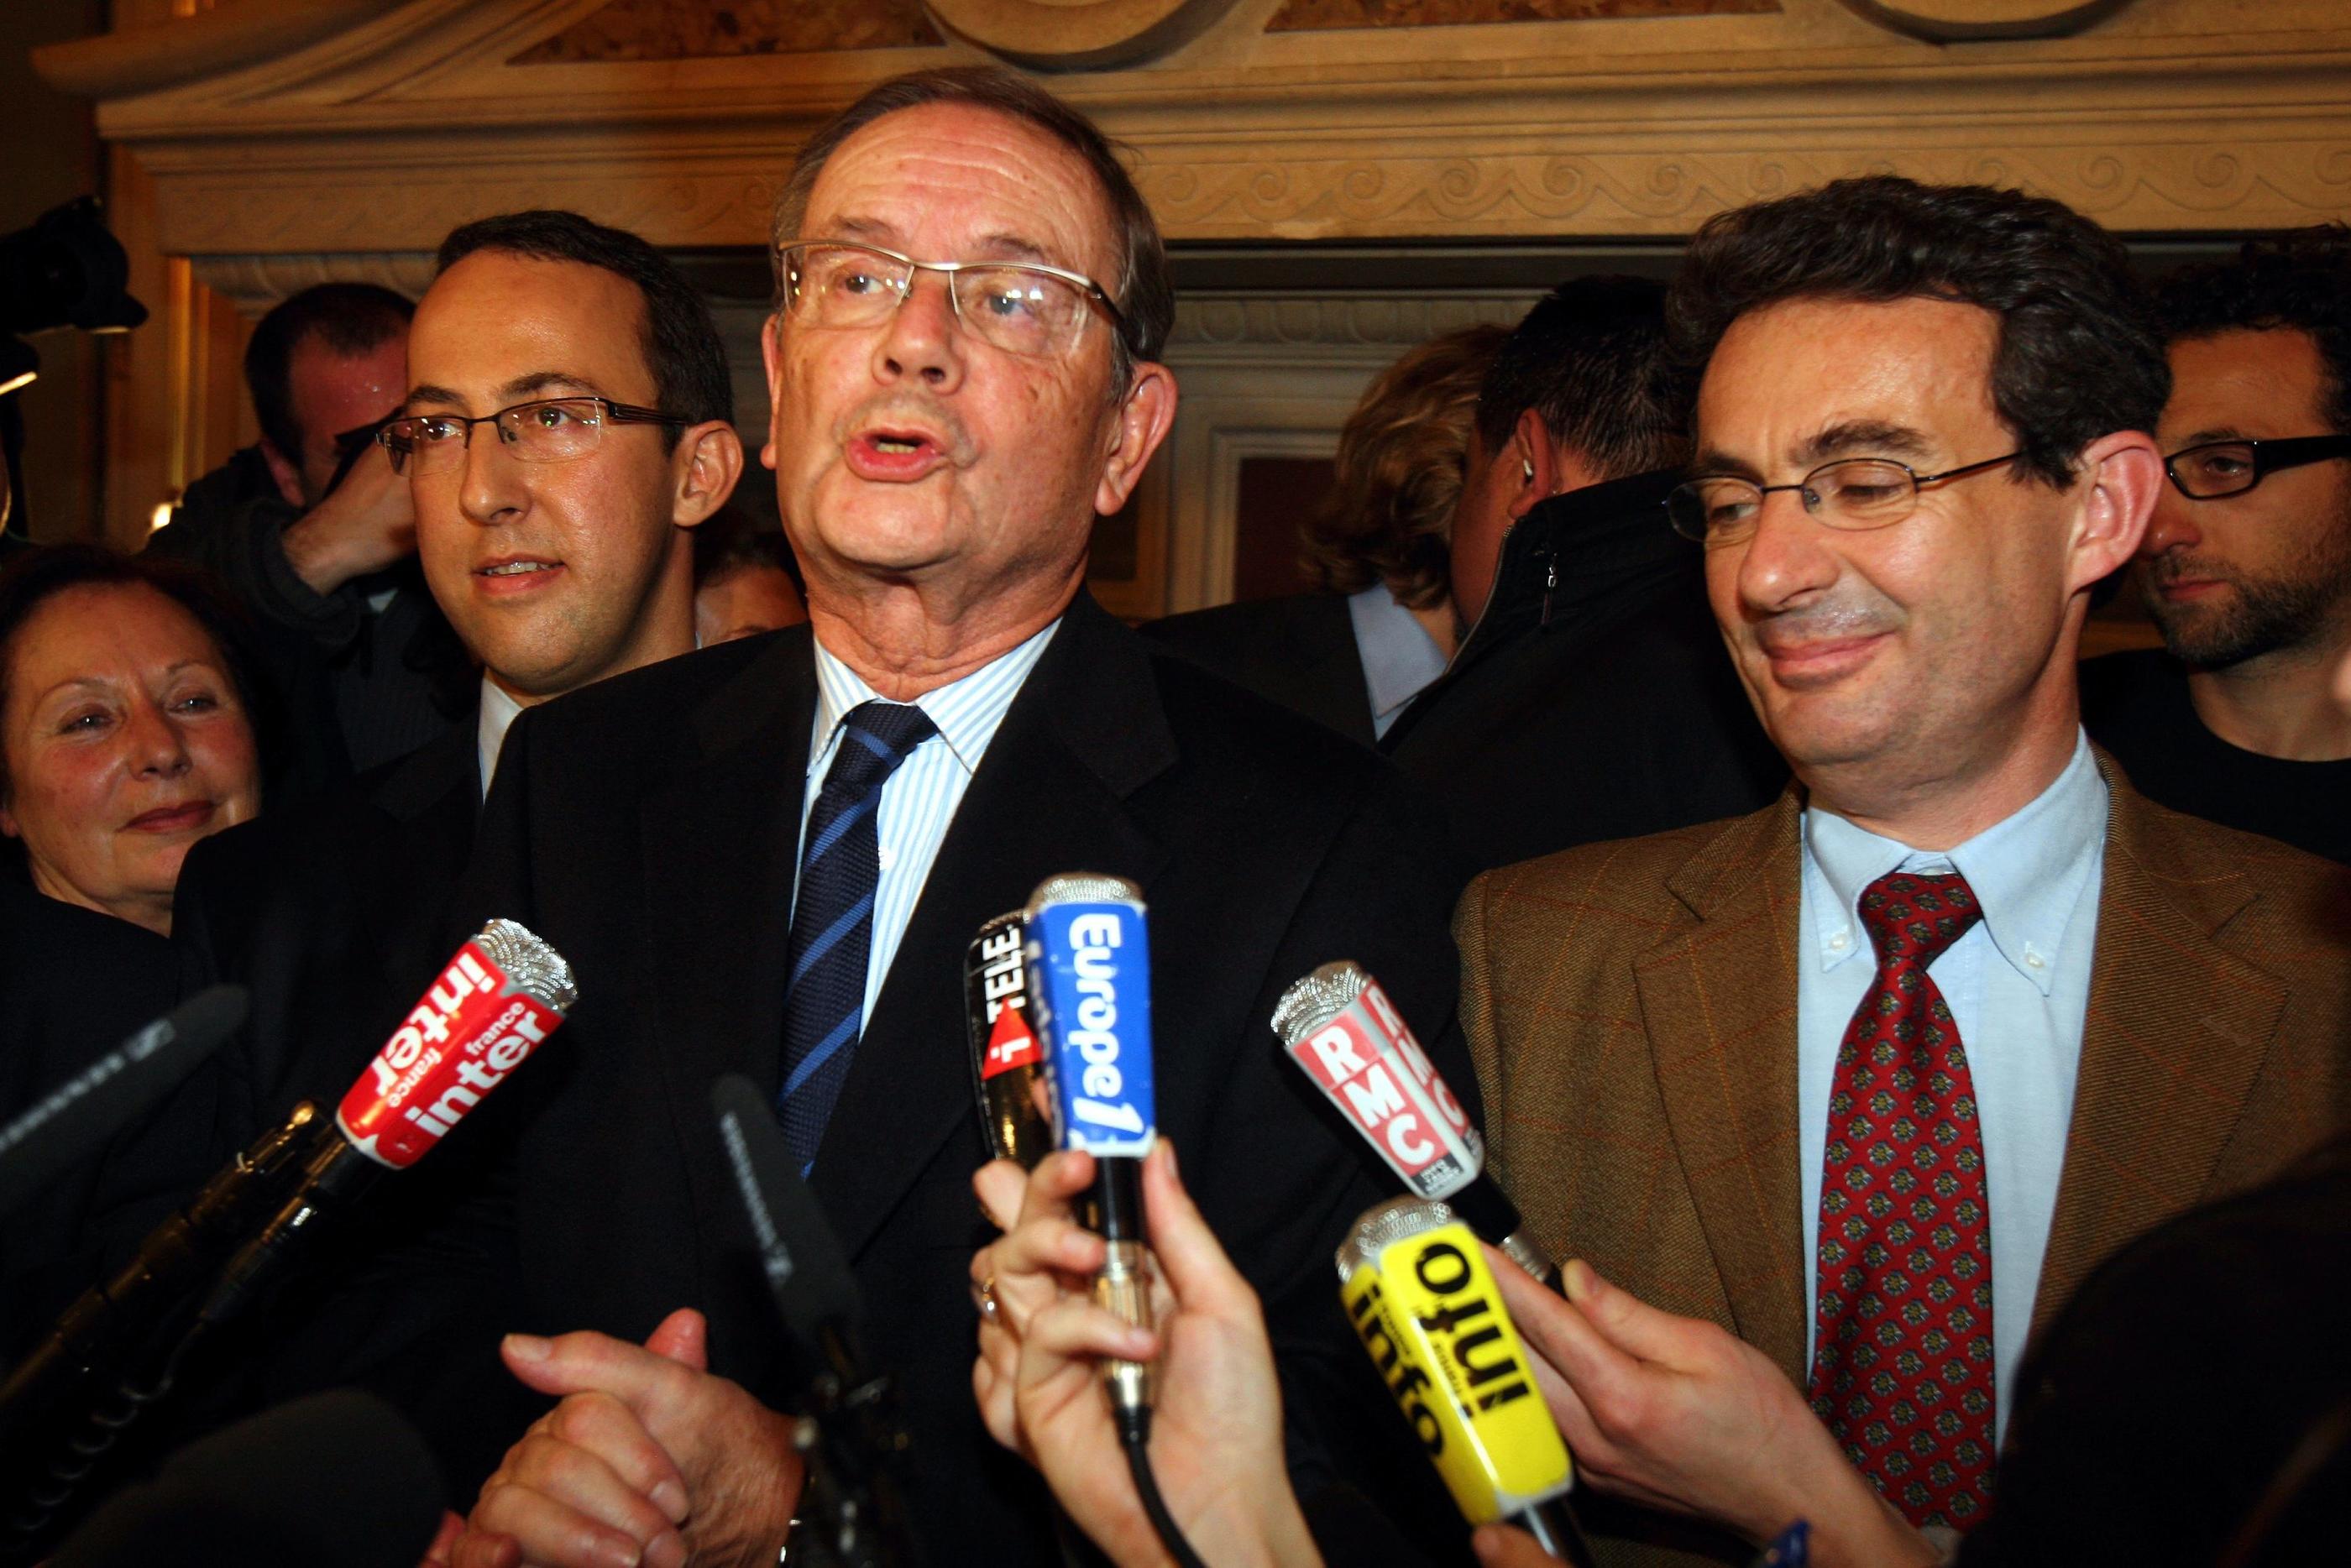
top-left (1114, 1403), bottom-right (1207, 1568)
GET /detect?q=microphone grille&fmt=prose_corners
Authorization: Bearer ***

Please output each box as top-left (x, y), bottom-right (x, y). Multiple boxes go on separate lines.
top-left (1025, 872), bottom-right (1143, 918)
top-left (1332, 1194), bottom-right (1455, 1285)
top-left (476, 918), bottom-right (579, 1013)
top-left (1270, 960), bottom-right (1369, 1046)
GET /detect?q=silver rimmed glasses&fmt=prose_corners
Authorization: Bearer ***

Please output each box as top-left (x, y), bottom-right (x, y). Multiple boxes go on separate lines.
top-left (377, 396), bottom-right (686, 477)
top-left (774, 240), bottom-right (1125, 360)
top-left (1666, 452), bottom-right (2024, 545)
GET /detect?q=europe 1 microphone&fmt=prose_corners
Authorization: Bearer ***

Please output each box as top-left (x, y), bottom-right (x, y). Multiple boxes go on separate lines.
top-left (1021, 872), bottom-right (1204, 1568)
top-left (1337, 1197), bottom-right (1598, 1568)
top-left (1275, 961), bottom-right (1557, 1285)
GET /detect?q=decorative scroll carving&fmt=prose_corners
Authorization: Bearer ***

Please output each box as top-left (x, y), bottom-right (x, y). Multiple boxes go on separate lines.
top-left (510, 0), bottom-right (941, 65)
top-left (1840, 0), bottom-right (2130, 42)
top-left (926, 0), bottom-right (1244, 70)
top-left (1266, 0), bottom-right (1774, 32)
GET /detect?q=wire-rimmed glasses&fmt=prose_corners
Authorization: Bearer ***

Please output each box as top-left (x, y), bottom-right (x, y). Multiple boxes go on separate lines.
top-left (376, 396), bottom-right (686, 477)
top-left (1666, 452), bottom-right (2025, 545)
top-left (2163, 435), bottom-right (2351, 500)
top-left (774, 240), bottom-right (1125, 360)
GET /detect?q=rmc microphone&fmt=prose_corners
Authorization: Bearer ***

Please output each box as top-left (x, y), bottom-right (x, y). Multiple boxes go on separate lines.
top-left (1337, 1197), bottom-right (1596, 1568)
top-left (1275, 962), bottom-right (1556, 1285)
top-left (0, 985), bottom-right (246, 1220)
top-left (963, 910), bottom-right (1050, 1168)
top-left (197, 917), bottom-right (576, 1327)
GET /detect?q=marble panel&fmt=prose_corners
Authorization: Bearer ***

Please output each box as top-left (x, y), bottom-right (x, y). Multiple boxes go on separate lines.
top-left (1267, 0), bottom-right (1775, 29)
top-left (510, 0), bottom-right (940, 65)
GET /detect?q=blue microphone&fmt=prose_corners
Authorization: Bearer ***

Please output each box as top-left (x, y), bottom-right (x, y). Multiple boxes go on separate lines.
top-left (1022, 873), bottom-right (1156, 1420)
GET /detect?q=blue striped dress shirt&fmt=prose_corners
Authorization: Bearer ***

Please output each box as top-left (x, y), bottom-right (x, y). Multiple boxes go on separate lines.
top-left (799, 619), bottom-right (1061, 1017)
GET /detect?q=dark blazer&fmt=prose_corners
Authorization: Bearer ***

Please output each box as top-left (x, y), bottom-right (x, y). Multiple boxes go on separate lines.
top-left (1381, 471), bottom-right (1786, 872)
top-left (170, 716), bottom-right (482, 1147)
top-left (1140, 592), bottom-right (1375, 745)
top-left (452, 592), bottom-right (1479, 1565)
top-left (1460, 769), bottom-right (2351, 1566)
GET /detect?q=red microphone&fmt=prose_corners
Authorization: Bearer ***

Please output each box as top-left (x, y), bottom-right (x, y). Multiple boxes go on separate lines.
top-left (201, 919), bottom-right (576, 1325)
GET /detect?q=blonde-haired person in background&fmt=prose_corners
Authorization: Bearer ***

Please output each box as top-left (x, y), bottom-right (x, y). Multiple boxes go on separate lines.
top-left (1144, 322), bottom-right (1507, 745)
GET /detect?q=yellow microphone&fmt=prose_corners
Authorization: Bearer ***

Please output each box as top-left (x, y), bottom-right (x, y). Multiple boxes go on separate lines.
top-left (1337, 1197), bottom-right (1597, 1566)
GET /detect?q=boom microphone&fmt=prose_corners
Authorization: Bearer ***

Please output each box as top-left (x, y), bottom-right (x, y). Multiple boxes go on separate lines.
top-left (711, 1074), bottom-right (919, 1568)
top-left (1336, 1197), bottom-right (1595, 1567)
top-left (963, 910), bottom-right (1050, 1168)
top-left (1275, 962), bottom-right (1555, 1284)
top-left (0, 986), bottom-right (246, 1220)
top-left (198, 918), bottom-right (576, 1327)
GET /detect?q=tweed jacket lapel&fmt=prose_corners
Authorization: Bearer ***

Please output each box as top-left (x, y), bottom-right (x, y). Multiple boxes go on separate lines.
top-left (1632, 787), bottom-right (1810, 1382)
top-left (2031, 766), bottom-right (2286, 1336)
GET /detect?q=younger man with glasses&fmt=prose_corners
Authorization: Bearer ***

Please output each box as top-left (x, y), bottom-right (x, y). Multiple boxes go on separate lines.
top-left (2082, 227), bottom-right (2351, 863)
top-left (1460, 176), bottom-right (2351, 1565)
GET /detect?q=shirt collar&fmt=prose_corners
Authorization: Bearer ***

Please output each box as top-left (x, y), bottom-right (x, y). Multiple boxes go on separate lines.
top-left (476, 677), bottom-right (525, 800)
top-left (1801, 733), bottom-right (2108, 996)
top-left (808, 617), bottom-right (1061, 782)
top-left (1346, 583), bottom-right (1448, 724)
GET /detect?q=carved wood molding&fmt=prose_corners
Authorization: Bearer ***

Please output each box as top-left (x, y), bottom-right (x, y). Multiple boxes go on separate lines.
top-left (926, 0), bottom-right (1245, 70)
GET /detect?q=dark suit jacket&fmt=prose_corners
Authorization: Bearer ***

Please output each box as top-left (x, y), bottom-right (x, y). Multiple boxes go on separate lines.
top-left (1381, 471), bottom-right (1786, 872)
top-left (1140, 592), bottom-right (1375, 745)
top-left (452, 592), bottom-right (1479, 1565)
top-left (1458, 767), bottom-right (2351, 1565)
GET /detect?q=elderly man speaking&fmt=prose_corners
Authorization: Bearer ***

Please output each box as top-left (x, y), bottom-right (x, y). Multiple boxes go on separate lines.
top-left (435, 66), bottom-right (1473, 1568)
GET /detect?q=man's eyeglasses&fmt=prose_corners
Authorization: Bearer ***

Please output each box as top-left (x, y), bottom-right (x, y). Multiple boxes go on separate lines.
top-left (1666, 452), bottom-right (2024, 546)
top-left (377, 396), bottom-right (686, 477)
top-left (774, 240), bottom-right (1125, 361)
top-left (2163, 435), bottom-right (2351, 500)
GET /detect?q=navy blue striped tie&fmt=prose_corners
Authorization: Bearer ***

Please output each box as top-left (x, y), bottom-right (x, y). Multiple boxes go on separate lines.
top-left (777, 699), bottom-right (938, 1172)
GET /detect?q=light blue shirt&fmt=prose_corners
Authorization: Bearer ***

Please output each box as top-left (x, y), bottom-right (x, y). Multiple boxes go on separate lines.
top-left (801, 621), bottom-right (1059, 1017)
top-left (1346, 583), bottom-right (1448, 740)
top-left (1796, 734), bottom-right (2107, 1440)
top-left (476, 677), bottom-right (523, 799)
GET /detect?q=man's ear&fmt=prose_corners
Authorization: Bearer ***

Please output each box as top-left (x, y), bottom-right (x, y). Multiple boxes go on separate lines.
top-left (2065, 431), bottom-right (2163, 597)
top-left (758, 313), bottom-right (786, 473)
top-left (1508, 409), bottom-right (1558, 520)
top-left (258, 437), bottom-right (306, 510)
top-left (1095, 362), bottom-right (1177, 518)
top-left (671, 421), bottom-right (746, 531)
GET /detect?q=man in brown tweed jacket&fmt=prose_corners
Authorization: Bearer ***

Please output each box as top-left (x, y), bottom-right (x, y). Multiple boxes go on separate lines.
top-left (1463, 176), bottom-right (2351, 1567)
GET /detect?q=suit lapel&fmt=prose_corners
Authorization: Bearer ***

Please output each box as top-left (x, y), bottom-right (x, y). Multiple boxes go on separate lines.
top-left (639, 633), bottom-right (819, 1220)
top-left (2032, 771), bottom-right (2284, 1335)
top-left (363, 719), bottom-right (481, 995)
top-left (814, 595), bottom-right (1176, 1260)
top-left (1631, 792), bottom-right (1810, 1381)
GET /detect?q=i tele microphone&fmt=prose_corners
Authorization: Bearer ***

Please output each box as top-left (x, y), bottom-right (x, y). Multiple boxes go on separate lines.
top-left (198, 918), bottom-right (576, 1327)
top-left (1275, 962), bottom-right (1556, 1286)
top-left (1336, 1197), bottom-right (1597, 1568)
top-left (0, 985), bottom-right (247, 1220)
top-left (963, 910), bottom-right (1050, 1168)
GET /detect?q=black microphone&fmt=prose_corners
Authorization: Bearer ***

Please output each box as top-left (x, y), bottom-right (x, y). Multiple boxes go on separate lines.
top-left (49, 1390), bottom-right (446, 1568)
top-left (0, 986), bottom-right (246, 1220)
top-left (963, 910), bottom-right (1050, 1168)
top-left (1274, 962), bottom-right (1556, 1285)
top-left (711, 1074), bottom-right (919, 1568)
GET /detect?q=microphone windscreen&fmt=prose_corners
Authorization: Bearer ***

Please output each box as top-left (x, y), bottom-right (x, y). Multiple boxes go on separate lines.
top-left (0, 984), bottom-right (247, 1220)
top-left (711, 1073), bottom-right (862, 1348)
top-left (50, 1390), bottom-right (446, 1568)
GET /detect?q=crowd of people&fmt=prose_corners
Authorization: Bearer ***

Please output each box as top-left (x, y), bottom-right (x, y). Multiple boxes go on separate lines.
top-left (2, 58), bottom-right (2348, 1568)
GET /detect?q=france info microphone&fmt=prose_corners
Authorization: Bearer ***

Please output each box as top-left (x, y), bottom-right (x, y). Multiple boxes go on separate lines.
top-left (1336, 1197), bottom-right (1596, 1568)
top-left (199, 918), bottom-right (577, 1326)
top-left (0, 985), bottom-right (245, 1220)
top-left (964, 910), bottom-right (1050, 1168)
top-left (1275, 962), bottom-right (1555, 1285)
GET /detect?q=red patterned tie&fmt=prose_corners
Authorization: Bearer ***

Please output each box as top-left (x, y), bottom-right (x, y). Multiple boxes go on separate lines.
top-left (1808, 868), bottom-right (1997, 1529)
